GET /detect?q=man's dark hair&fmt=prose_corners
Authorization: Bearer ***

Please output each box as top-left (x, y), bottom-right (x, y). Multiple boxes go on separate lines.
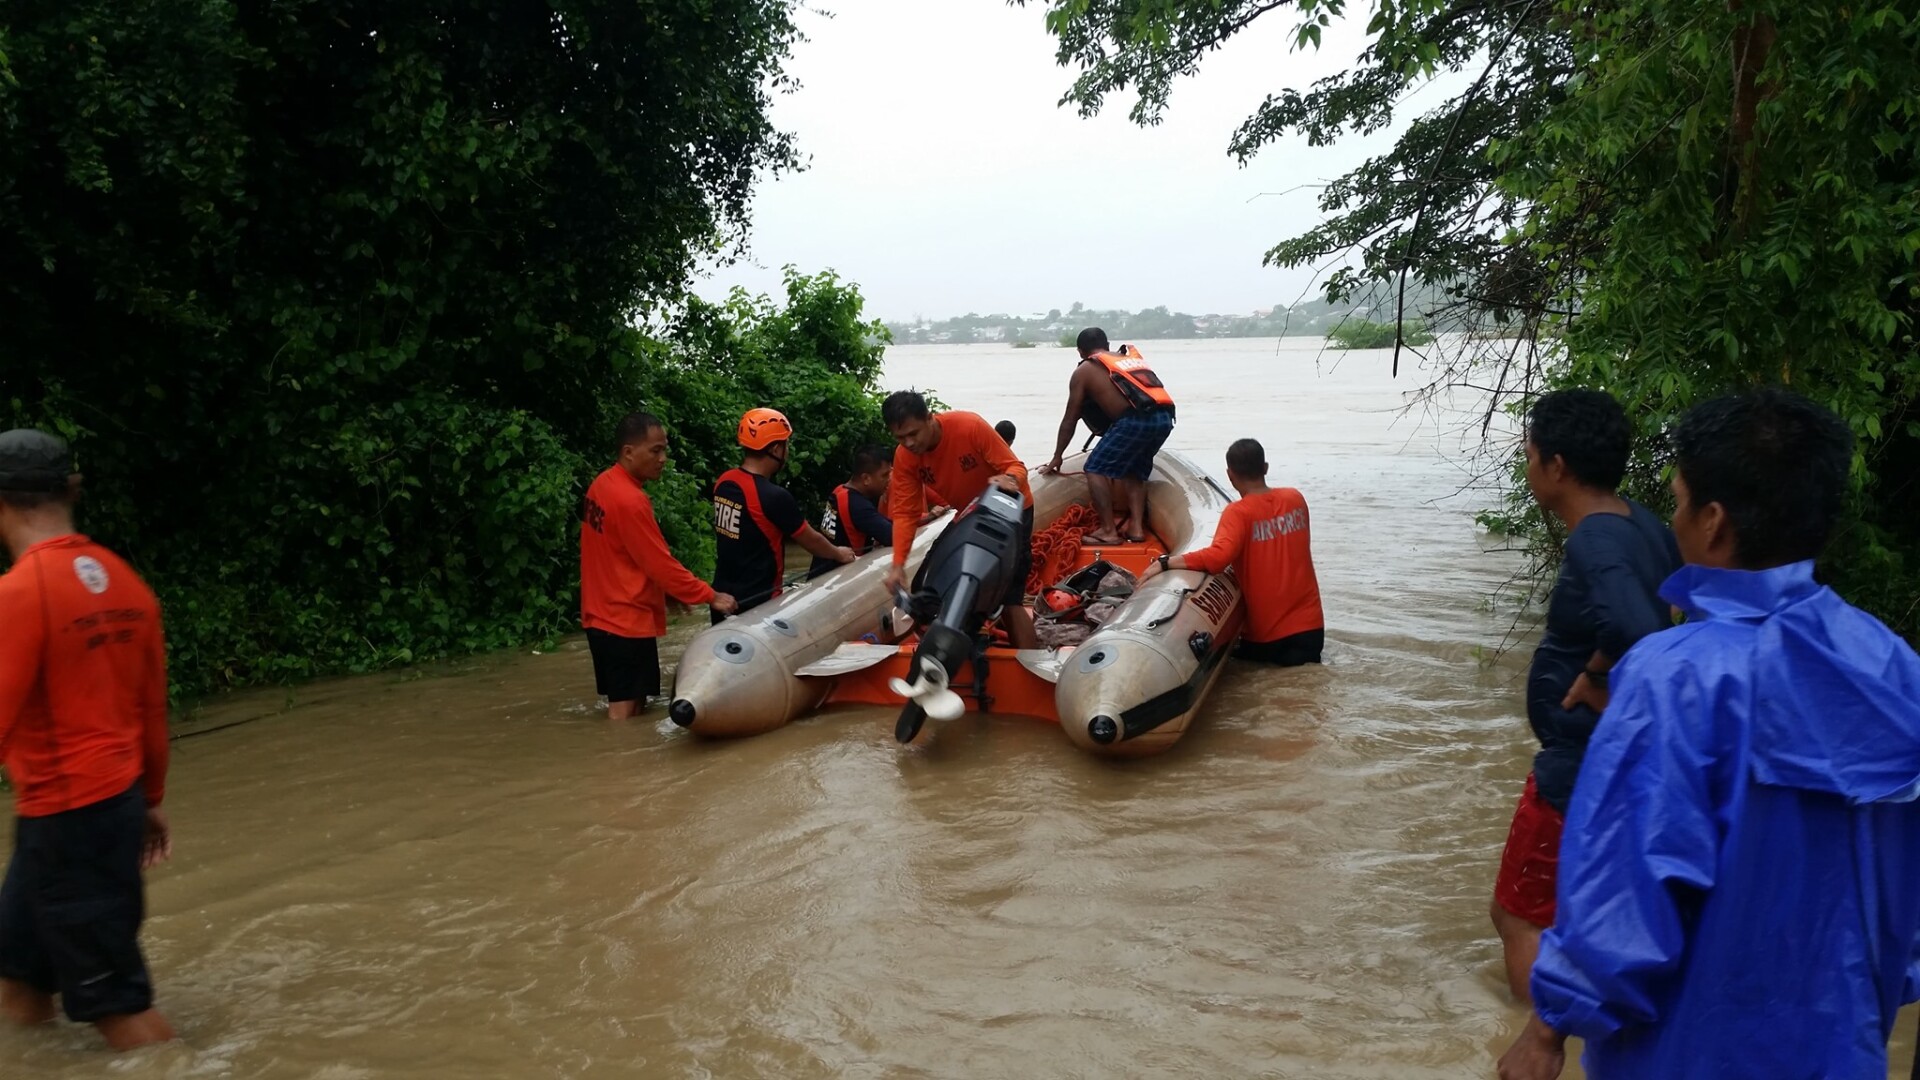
top-left (1076, 327), bottom-right (1110, 355)
top-left (1225, 438), bottom-right (1267, 478)
top-left (0, 487), bottom-right (74, 512)
top-left (994, 420), bottom-right (1016, 446)
top-left (613, 411), bottom-right (663, 452)
top-left (882, 391), bottom-right (931, 427)
top-left (1526, 389), bottom-right (1632, 490)
top-left (851, 444), bottom-right (892, 476)
top-left (1672, 387), bottom-right (1853, 568)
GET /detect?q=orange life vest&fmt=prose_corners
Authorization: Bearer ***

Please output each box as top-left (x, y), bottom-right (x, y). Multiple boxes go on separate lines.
top-left (832, 484), bottom-right (869, 551)
top-left (1086, 346), bottom-right (1175, 413)
top-left (716, 467), bottom-right (788, 599)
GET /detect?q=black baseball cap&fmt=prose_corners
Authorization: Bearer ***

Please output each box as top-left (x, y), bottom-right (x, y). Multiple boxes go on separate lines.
top-left (0, 429), bottom-right (76, 493)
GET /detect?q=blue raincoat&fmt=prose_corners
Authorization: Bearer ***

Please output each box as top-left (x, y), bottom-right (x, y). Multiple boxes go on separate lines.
top-left (1532, 561), bottom-right (1920, 1079)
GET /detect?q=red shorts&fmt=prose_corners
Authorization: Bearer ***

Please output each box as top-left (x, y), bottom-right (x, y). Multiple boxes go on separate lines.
top-left (1494, 773), bottom-right (1565, 928)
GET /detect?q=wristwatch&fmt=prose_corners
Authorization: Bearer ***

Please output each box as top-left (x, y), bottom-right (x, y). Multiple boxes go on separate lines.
top-left (1156, 554), bottom-right (1171, 570)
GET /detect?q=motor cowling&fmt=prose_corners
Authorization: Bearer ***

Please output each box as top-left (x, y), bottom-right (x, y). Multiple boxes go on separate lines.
top-left (893, 487), bottom-right (1026, 742)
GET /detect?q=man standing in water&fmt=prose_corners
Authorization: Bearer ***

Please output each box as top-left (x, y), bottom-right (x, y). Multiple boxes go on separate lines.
top-left (0, 429), bottom-right (176, 1051)
top-left (1491, 390), bottom-right (1680, 1004)
top-left (581, 413), bottom-right (736, 720)
top-left (710, 408), bottom-right (853, 621)
top-left (1040, 328), bottom-right (1176, 545)
top-left (1499, 389), bottom-right (1920, 1079)
top-left (881, 391), bottom-right (1039, 649)
top-left (1139, 438), bottom-right (1324, 665)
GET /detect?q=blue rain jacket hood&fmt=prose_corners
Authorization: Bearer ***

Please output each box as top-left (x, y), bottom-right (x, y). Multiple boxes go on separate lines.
top-left (1739, 564), bottom-right (1920, 804)
top-left (1531, 561), bottom-right (1920, 1079)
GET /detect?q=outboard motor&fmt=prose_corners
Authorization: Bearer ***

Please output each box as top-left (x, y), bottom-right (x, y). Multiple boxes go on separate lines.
top-left (889, 485), bottom-right (1026, 742)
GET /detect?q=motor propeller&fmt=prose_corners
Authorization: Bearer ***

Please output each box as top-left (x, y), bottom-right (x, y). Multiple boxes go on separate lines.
top-left (888, 655), bottom-right (966, 742)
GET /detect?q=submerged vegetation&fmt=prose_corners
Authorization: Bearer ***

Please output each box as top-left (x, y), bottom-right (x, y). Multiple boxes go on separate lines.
top-left (1329, 319), bottom-right (1433, 351)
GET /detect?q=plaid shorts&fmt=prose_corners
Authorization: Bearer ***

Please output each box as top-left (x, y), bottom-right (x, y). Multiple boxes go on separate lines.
top-left (1086, 407), bottom-right (1175, 481)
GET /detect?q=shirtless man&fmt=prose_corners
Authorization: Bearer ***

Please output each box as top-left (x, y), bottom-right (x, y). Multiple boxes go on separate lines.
top-left (1039, 327), bottom-right (1176, 544)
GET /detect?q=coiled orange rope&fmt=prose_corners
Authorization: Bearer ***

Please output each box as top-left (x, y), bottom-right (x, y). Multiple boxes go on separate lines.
top-left (1025, 503), bottom-right (1099, 597)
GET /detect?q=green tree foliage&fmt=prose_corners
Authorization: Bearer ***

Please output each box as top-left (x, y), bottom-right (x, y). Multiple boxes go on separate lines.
top-left (638, 269), bottom-right (893, 581)
top-left (1023, 0), bottom-right (1920, 635)
top-left (0, 1), bottom-right (900, 696)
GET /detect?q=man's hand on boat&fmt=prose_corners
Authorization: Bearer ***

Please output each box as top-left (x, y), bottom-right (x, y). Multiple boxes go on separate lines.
top-left (710, 592), bottom-right (738, 615)
top-left (884, 564), bottom-right (907, 598)
top-left (989, 473), bottom-right (1021, 493)
top-left (1037, 457), bottom-right (1064, 476)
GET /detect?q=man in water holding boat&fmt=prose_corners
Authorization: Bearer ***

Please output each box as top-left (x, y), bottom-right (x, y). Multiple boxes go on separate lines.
top-left (1139, 438), bottom-right (1323, 665)
top-left (1039, 327), bottom-right (1176, 545)
top-left (709, 408), bottom-right (854, 620)
top-left (1499, 388), bottom-right (1920, 1079)
top-left (881, 391), bottom-right (1040, 650)
top-left (581, 412), bottom-right (737, 720)
top-left (0, 429), bottom-right (176, 1051)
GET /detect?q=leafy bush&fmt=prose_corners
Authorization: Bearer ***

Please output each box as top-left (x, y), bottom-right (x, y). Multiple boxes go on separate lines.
top-left (634, 269), bottom-right (894, 581)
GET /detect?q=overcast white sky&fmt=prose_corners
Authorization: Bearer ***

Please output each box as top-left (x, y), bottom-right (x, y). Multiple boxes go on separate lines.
top-left (691, 0), bottom-right (1413, 322)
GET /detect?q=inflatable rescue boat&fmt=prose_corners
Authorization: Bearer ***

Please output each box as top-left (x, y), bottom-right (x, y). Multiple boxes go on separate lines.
top-left (667, 450), bottom-right (1246, 757)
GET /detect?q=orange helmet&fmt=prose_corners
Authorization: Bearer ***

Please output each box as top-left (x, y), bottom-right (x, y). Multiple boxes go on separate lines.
top-left (737, 408), bottom-right (793, 451)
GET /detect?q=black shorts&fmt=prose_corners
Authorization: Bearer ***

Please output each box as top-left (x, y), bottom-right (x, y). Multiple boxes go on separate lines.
top-left (1234, 627), bottom-right (1324, 667)
top-left (0, 784), bottom-right (154, 1022)
top-left (586, 628), bottom-right (661, 703)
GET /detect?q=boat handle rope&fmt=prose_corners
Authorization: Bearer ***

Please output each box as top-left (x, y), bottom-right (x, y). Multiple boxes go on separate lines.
top-left (1145, 586), bottom-right (1200, 630)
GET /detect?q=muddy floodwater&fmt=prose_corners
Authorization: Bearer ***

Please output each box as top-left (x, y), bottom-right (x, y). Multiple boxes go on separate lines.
top-left (5, 339), bottom-right (1915, 1078)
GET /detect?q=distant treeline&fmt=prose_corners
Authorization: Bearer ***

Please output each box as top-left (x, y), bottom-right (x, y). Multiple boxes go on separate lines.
top-left (885, 292), bottom-right (1450, 346)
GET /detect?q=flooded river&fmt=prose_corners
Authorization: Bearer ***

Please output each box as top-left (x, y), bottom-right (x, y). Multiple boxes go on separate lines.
top-left (4, 339), bottom-right (1914, 1077)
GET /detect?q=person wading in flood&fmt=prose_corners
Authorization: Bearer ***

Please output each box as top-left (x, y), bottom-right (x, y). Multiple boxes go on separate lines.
top-left (881, 391), bottom-right (1040, 650)
top-left (1499, 388), bottom-right (1920, 1080)
top-left (1491, 389), bottom-right (1681, 1005)
top-left (1039, 327), bottom-right (1176, 545)
top-left (808, 444), bottom-right (895, 580)
top-left (580, 413), bottom-right (737, 720)
top-left (0, 429), bottom-right (176, 1051)
top-left (710, 408), bottom-right (853, 621)
top-left (1139, 438), bottom-right (1324, 665)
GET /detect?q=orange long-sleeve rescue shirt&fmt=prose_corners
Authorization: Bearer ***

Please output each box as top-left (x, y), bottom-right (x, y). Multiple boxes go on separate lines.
top-left (0, 535), bottom-right (170, 817)
top-left (1183, 488), bottom-right (1324, 643)
top-left (580, 466), bottom-right (715, 638)
top-left (888, 411), bottom-right (1032, 566)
